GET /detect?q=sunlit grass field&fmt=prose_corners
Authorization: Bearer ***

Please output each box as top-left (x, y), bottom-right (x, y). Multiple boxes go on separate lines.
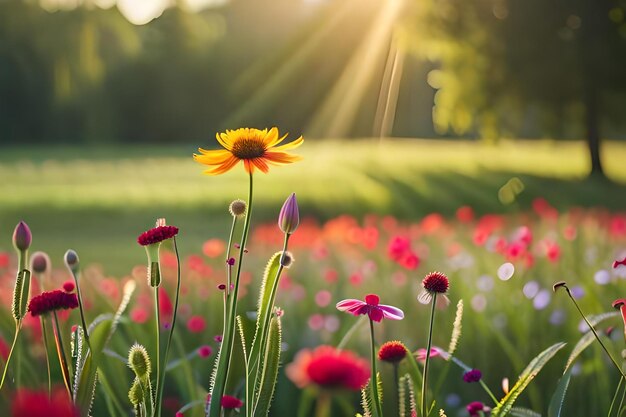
top-left (1, 138), bottom-right (626, 274)
top-left (2, 138), bottom-right (626, 416)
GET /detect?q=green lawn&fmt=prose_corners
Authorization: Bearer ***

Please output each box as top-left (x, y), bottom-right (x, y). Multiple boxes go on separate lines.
top-left (1, 139), bottom-right (625, 274)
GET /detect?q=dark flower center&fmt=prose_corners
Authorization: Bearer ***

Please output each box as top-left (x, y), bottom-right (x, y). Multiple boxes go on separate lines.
top-left (231, 138), bottom-right (266, 159)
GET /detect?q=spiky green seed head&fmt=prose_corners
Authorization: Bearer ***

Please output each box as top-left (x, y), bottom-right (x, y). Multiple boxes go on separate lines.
top-left (128, 343), bottom-right (151, 378)
top-left (128, 377), bottom-right (144, 406)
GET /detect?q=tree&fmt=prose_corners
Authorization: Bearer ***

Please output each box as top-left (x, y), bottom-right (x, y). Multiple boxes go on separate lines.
top-left (407, 0), bottom-right (626, 177)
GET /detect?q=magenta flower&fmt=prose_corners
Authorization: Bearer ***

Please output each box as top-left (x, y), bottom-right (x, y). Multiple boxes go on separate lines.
top-left (463, 369), bottom-right (482, 383)
top-left (336, 294), bottom-right (404, 322)
top-left (614, 257), bottom-right (626, 269)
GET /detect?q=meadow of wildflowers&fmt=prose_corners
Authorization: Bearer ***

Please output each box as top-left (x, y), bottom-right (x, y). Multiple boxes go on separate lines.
top-left (1, 131), bottom-right (626, 417)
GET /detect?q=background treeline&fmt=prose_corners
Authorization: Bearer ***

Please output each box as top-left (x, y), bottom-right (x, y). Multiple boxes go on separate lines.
top-left (0, 0), bottom-right (438, 144)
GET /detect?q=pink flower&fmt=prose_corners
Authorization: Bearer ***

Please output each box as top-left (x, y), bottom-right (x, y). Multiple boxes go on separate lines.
top-left (336, 294), bottom-right (404, 322)
top-left (12, 388), bottom-right (79, 417)
top-left (62, 280), bottom-right (75, 293)
top-left (415, 346), bottom-right (448, 362)
top-left (187, 316), bottom-right (206, 333)
top-left (197, 345), bottom-right (213, 358)
top-left (466, 401), bottom-right (490, 416)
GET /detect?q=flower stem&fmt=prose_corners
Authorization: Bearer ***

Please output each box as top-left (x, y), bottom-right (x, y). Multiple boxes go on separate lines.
top-left (0, 323), bottom-right (20, 390)
top-left (565, 287), bottom-right (626, 378)
top-left (52, 311), bottom-right (72, 398)
top-left (208, 172), bottom-right (254, 417)
top-left (154, 286), bottom-right (162, 417)
top-left (225, 216), bottom-right (238, 296)
top-left (369, 318), bottom-right (384, 417)
top-left (314, 392), bottom-right (331, 417)
top-left (422, 293), bottom-right (437, 417)
top-left (41, 316), bottom-right (52, 396)
top-left (608, 376), bottom-right (625, 417)
top-left (479, 380), bottom-right (499, 405)
top-left (155, 237), bottom-right (181, 417)
top-left (71, 269), bottom-right (92, 353)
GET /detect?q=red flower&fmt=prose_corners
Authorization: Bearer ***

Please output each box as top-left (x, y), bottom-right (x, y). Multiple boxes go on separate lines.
top-left (62, 280), bottom-right (75, 293)
top-left (28, 290), bottom-right (78, 317)
top-left (12, 388), bottom-right (79, 417)
top-left (221, 395), bottom-right (243, 409)
top-left (378, 341), bottom-right (407, 363)
top-left (422, 271), bottom-right (449, 294)
top-left (137, 225), bottom-right (179, 246)
top-left (456, 206), bottom-right (474, 223)
top-left (336, 294), bottom-right (404, 322)
top-left (286, 345), bottom-right (370, 390)
top-left (612, 299), bottom-right (626, 341)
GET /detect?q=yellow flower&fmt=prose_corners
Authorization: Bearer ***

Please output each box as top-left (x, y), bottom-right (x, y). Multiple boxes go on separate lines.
top-left (193, 127), bottom-right (303, 175)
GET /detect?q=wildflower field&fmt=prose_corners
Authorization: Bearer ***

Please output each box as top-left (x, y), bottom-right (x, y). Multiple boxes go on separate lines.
top-left (2, 138), bottom-right (626, 417)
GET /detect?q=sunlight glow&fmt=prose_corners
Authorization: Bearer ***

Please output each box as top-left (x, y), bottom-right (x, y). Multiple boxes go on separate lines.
top-left (307, 0), bottom-right (406, 137)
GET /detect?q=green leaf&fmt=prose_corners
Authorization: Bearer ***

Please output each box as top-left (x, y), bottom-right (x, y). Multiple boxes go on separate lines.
top-left (509, 407), bottom-right (541, 417)
top-left (547, 368), bottom-right (572, 417)
top-left (74, 282), bottom-right (135, 417)
top-left (565, 311), bottom-right (618, 371)
top-left (252, 316), bottom-right (282, 417)
top-left (247, 253), bottom-right (283, 408)
top-left (492, 342), bottom-right (566, 417)
top-left (74, 316), bottom-right (112, 417)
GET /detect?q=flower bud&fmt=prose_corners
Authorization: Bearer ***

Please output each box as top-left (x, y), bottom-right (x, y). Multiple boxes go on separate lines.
top-left (128, 343), bottom-right (151, 379)
top-left (64, 249), bottom-right (80, 273)
top-left (12, 221), bottom-right (32, 252)
top-left (30, 251), bottom-right (50, 274)
top-left (278, 193), bottom-right (299, 235)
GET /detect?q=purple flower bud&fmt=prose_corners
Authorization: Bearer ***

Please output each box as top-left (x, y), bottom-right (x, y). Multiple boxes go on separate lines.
top-left (278, 193), bottom-right (299, 235)
top-left (12, 221), bottom-right (32, 252)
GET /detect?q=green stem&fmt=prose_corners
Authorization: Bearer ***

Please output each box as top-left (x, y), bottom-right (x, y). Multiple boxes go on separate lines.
top-left (566, 288), bottom-right (626, 378)
top-left (41, 316), bottom-right (52, 396)
top-left (155, 237), bottom-right (181, 417)
top-left (225, 216), bottom-right (238, 296)
top-left (208, 172), bottom-right (254, 417)
top-left (369, 318), bottom-right (383, 417)
top-left (421, 293), bottom-right (437, 417)
top-left (314, 392), bottom-right (331, 417)
top-left (154, 286), bottom-right (161, 417)
top-left (52, 312), bottom-right (72, 397)
top-left (393, 364), bottom-right (400, 417)
top-left (72, 270), bottom-right (92, 353)
top-left (478, 379), bottom-right (499, 405)
top-left (608, 376), bottom-right (624, 417)
top-left (248, 234), bottom-right (290, 416)
top-left (0, 323), bottom-right (20, 390)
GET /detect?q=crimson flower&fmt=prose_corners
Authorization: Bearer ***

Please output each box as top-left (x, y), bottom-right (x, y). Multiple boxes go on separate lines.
top-left (220, 395), bottom-right (243, 409)
top-left (463, 369), bottom-right (482, 383)
top-left (137, 225), bottom-right (179, 246)
top-left (12, 388), bottom-right (79, 417)
top-left (466, 401), bottom-right (490, 416)
top-left (336, 294), bottom-right (404, 322)
top-left (28, 290), bottom-right (78, 317)
top-left (285, 345), bottom-right (370, 391)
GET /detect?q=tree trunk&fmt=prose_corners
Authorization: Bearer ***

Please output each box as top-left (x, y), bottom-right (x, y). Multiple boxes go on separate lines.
top-left (583, 82), bottom-right (604, 177)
